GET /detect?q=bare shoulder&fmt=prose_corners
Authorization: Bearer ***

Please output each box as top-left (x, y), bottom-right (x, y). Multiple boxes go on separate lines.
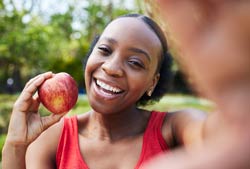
top-left (162, 109), bottom-right (207, 131)
top-left (170, 108), bottom-right (207, 122)
top-left (162, 109), bottom-right (207, 148)
top-left (26, 118), bottom-right (65, 169)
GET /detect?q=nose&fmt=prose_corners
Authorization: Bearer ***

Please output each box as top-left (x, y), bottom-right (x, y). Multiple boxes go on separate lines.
top-left (101, 56), bottom-right (124, 77)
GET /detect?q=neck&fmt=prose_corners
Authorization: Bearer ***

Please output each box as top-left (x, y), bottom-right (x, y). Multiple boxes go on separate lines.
top-left (85, 107), bottom-right (150, 142)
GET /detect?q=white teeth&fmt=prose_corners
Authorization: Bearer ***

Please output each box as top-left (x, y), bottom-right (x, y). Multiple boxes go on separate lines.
top-left (96, 80), bottom-right (122, 93)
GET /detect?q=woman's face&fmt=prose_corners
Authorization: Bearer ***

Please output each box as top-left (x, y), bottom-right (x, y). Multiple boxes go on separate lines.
top-left (85, 17), bottom-right (162, 114)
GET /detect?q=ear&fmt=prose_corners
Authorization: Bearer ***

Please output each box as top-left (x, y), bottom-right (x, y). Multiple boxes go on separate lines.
top-left (147, 73), bottom-right (160, 97)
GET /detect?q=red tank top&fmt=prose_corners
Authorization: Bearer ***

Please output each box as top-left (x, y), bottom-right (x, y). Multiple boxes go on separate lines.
top-left (56, 111), bottom-right (169, 169)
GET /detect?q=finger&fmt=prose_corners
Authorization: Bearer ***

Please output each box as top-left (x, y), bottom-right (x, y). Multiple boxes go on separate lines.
top-left (29, 94), bottom-right (41, 113)
top-left (24, 75), bottom-right (42, 89)
top-left (13, 94), bottom-right (39, 114)
top-left (41, 113), bottom-right (67, 131)
top-left (20, 72), bottom-right (53, 102)
top-left (24, 72), bottom-right (53, 89)
top-left (13, 73), bottom-right (53, 112)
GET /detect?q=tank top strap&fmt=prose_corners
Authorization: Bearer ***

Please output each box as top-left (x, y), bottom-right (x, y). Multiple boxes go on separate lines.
top-left (56, 116), bottom-right (89, 169)
top-left (146, 111), bottom-right (166, 131)
top-left (135, 111), bottom-right (169, 168)
top-left (144, 111), bottom-right (168, 150)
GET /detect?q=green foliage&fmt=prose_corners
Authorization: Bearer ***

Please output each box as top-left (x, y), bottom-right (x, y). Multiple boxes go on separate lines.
top-left (0, 94), bottom-right (17, 133)
top-left (0, 134), bottom-right (6, 160)
top-left (82, 1), bottom-right (136, 41)
top-left (0, 0), bottom-right (141, 93)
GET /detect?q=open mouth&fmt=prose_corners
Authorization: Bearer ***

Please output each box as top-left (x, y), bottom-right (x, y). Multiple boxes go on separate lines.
top-left (95, 79), bottom-right (124, 95)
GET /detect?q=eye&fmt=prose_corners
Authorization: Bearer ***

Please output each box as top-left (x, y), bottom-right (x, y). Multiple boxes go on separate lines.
top-left (128, 58), bottom-right (145, 69)
top-left (97, 45), bottom-right (112, 56)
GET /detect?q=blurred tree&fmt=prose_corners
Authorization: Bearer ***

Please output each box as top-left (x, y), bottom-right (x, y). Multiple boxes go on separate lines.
top-left (0, 0), bottom-right (141, 93)
top-left (0, 0), bottom-right (3, 9)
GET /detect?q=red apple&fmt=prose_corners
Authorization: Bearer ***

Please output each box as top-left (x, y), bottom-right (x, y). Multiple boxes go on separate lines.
top-left (38, 72), bottom-right (78, 114)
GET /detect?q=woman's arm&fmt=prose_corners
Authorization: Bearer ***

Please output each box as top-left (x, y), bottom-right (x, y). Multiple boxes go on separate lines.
top-left (2, 143), bottom-right (28, 169)
top-left (2, 72), bottom-right (65, 169)
top-left (25, 120), bottom-right (64, 169)
top-left (170, 109), bottom-right (207, 149)
top-left (143, 0), bottom-right (250, 168)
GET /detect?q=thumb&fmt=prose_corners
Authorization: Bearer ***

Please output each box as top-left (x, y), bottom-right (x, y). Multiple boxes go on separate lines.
top-left (41, 113), bottom-right (66, 131)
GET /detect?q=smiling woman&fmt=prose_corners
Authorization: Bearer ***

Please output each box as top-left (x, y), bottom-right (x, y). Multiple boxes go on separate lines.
top-left (2, 13), bottom-right (208, 169)
top-left (84, 14), bottom-right (173, 106)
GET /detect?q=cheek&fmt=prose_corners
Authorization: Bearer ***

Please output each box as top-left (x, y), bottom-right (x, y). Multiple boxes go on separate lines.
top-left (85, 53), bottom-right (102, 73)
top-left (127, 71), bottom-right (152, 96)
top-left (84, 56), bottom-right (99, 87)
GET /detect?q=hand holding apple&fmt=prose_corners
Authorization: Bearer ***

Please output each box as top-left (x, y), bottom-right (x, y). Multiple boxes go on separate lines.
top-left (6, 72), bottom-right (56, 146)
top-left (3, 72), bottom-right (74, 169)
top-left (38, 72), bottom-right (78, 114)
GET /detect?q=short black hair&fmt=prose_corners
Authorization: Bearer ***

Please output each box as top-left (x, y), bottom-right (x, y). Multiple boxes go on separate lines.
top-left (83, 14), bottom-right (173, 106)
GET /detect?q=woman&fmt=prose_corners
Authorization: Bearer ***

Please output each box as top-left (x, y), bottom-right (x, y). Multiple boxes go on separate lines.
top-left (2, 14), bottom-right (207, 169)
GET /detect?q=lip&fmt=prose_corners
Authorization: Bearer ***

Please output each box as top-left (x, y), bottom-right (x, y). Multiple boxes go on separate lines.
top-left (92, 77), bottom-right (125, 100)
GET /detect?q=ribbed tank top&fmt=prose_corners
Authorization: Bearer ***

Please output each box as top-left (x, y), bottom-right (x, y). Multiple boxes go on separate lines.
top-left (56, 111), bottom-right (169, 169)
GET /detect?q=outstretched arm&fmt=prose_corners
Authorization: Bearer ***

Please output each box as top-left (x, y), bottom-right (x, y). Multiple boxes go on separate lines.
top-left (144, 0), bottom-right (250, 168)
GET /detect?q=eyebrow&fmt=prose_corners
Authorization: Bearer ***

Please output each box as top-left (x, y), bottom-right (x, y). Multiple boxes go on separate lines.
top-left (128, 47), bottom-right (151, 61)
top-left (102, 37), bottom-right (118, 45)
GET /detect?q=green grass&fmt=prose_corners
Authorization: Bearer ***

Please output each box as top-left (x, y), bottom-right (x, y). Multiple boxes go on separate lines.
top-left (0, 134), bottom-right (6, 161)
top-left (67, 95), bottom-right (92, 116)
top-left (143, 95), bottom-right (214, 112)
top-left (68, 94), bottom-right (214, 116)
